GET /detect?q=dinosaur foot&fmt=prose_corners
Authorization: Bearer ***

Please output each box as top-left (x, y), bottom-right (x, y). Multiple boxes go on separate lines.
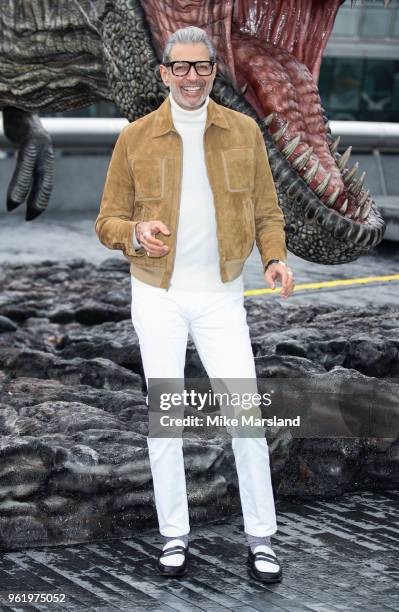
top-left (3, 108), bottom-right (54, 221)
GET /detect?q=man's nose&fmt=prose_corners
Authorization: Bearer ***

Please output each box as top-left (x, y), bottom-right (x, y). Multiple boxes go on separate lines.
top-left (186, 65), bottom-right (199, 80)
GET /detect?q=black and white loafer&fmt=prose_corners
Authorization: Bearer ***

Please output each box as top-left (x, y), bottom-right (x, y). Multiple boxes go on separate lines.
top-left (247, 545), bottom-right (282, 583)
top-left (157, 538), bottom-right (189, 577)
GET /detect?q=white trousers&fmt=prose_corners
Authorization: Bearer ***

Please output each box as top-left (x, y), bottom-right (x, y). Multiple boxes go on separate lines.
top-left (130, 276), bottom-right (277, 538)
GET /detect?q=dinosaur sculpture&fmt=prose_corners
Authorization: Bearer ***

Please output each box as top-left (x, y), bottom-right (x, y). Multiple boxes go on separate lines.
top-left (0, 0), bottom-right (388, 263)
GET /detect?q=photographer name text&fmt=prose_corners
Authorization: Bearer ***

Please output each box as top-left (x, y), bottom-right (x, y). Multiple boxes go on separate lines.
top-left (159, 414), bottom-right (300, 427)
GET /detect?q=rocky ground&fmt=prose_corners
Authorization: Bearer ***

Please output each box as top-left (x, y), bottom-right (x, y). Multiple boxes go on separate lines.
top-left (0, 257), bottom-right (398, 550)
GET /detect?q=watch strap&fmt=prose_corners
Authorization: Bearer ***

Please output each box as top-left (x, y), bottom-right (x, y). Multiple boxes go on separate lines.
top-left (265, 259), bottom-right (286, 272)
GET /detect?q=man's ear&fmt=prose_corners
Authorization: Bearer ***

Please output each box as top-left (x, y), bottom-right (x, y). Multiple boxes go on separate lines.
top-left (212, 62), bottom-right (217, 82)
top-left (159, 65), bottom-right (170, 88)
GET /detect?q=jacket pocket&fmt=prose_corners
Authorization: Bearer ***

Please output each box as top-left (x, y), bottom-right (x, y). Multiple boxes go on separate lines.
top-left (244, 196), bottom-right (255, 241)
top-left (131, 157), bottom-right (166, 201)
top-left (221, 148), bottom-right (254, 192)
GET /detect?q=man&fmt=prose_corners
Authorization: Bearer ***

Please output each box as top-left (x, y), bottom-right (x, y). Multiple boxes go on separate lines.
top-left (95, 26), bottom-right (295, 583)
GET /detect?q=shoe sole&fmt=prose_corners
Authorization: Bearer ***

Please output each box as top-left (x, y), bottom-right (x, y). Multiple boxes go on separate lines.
top-left (247, 560), bottom-right (282, 583)
top-left (158, 565), bottom-right (188, 577)
top-left (248, 569), bottom-right (282, 583)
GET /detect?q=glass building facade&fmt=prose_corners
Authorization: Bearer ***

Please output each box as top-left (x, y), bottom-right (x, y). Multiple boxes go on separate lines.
top-left (42, 0), bottom-right (399, 122)
top-left (319, 56), bottom-right (399, 122)
top-left (320, 0), bottom-right (399, 122)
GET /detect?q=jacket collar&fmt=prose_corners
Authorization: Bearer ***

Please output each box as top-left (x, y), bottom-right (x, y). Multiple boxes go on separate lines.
top-left (152, 94), bottom-right (229, 137)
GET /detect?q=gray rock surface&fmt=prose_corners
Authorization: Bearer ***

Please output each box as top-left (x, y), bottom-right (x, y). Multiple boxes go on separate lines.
top-left (0, 258), bottom-right (398, 550)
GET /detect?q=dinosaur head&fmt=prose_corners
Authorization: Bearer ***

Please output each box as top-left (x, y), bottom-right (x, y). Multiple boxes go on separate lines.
top-left (101, 0), bottom-right (386, 264)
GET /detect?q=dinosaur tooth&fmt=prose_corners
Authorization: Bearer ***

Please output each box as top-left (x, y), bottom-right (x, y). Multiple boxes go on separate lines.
top-left (330, 136), bottom-right (341, 154)
top-left (292, 146), bottom-right (313, 171)
top-left (326, 187), bottom-right (340, 207)
top-left (337, 146), bottom-right (352, 171)
top-left (352, 206), bottom-right (361, 220)
top-left (263, 113), bottom-right (274, 127)
top-left (360, 200), bottom-right (372, 219)
top-left (359, 189), bottom-right (370, 207)
top-left (272, 121), bottom-right (288, 142)
top-left (338, 198), bottom-right (349, 214)
top-left (315, 172), bottom-right (331, 196)
top-left (304, 160), bottom-right (320, 183)
top-left (241, 83), bottom-right (248, 94)
top-left (281, 135), bottom-right (301, 157)
top-left (325, 120), bottom-right (330, 132)
top-left (350, 171), bottom-right (366, 196)
top-left (344, 162), bottom-right (359, 185)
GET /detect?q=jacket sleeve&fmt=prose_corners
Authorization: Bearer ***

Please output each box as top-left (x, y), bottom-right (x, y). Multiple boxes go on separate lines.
top-left (95, 125), bottom-right (145, 257)
top-left (253, 122), bottom-right (287, 270)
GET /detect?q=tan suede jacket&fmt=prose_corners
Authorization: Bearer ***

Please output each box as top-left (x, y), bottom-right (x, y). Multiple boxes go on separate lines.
top-left (95, 95), bottom-right (287, 289)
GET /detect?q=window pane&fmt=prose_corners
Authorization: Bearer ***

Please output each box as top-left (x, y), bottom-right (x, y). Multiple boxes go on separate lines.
top-left (320, 57), bottom-right (399, 121)
top-left (319, 57), bottom-right (334, 109)
top-left (392, 69), bottom-right (399, 122)
top-left (328, 58), bottom-right (362, 118)
top-left (360, 59), bottom-right (395, 121)
top-left (382, 154), bottom-right (399, 196)
top-left (361, 8), bottom-right (391, 38)
top-left (332, 7), bottom-right (359, 37)
top-left (393, 11), bottom-right (399, 37)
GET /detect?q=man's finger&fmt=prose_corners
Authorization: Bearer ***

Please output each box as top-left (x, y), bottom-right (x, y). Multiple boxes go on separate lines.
top-left (265, 270), bottom-right (276, 289)
top-left (281, 269), bottom-right (291, 290)
top-left (151, 220), bottom-right (171, 235)
top-left (281, 273), bottom-right (295, 297)
top-left (144, 234), bottom-right (168, 248)
top-left (144, 243), bottom-right (168, 257)
top-left (140, 238), bottom-right (169, 257)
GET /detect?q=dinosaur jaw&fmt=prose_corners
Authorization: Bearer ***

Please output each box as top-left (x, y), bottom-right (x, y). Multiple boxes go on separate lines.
top-left (232, 33), bottom-right (369, 224)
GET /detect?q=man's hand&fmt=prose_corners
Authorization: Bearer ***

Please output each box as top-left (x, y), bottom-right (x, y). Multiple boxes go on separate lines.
top-left (135, 220), bottom-right (171, 257)
top-left (265, 261), bottom-right (295, 298)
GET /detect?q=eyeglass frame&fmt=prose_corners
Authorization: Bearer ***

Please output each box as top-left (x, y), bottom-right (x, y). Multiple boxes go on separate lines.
top-left (163, 60), bottom-right (216, 77)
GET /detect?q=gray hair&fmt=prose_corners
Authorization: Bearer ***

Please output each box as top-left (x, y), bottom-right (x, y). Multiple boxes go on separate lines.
top-left (162, 26), bottom-right (217, 65)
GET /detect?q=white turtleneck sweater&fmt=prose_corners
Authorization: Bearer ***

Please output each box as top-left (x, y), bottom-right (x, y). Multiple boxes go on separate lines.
top-left (133, 92), bottom-right (243, 293)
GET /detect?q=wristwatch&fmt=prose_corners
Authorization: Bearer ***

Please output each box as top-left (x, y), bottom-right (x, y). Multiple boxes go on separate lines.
top-left (265, 259), bottom-right (286, 271)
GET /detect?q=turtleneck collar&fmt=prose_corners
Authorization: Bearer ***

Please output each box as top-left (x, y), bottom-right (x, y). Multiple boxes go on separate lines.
top-left (170, 92), bottom-right (210, 123)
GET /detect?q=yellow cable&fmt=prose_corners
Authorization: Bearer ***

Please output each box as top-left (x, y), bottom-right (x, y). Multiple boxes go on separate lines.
top-left (244, 274), bottom-right (399, 296)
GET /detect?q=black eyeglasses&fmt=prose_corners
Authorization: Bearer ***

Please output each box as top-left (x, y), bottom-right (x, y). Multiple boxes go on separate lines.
top-left (164, 60), bottom-right (215, 77)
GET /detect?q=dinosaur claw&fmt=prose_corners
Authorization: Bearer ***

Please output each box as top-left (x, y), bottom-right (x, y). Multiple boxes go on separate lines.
top-left (25, 207), bottom-right (45, 222)
top-left (6, 198), bottom-right (22, 212)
